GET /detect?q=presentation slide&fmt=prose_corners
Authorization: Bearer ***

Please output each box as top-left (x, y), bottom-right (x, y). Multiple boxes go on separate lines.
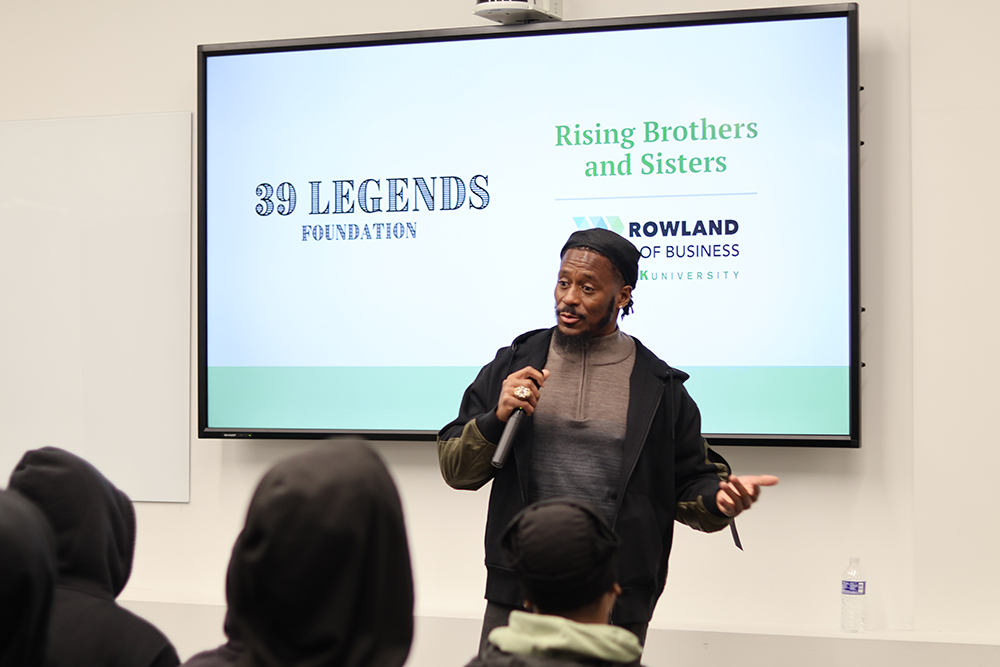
top-left (204, 15), bottom-right (853, 437)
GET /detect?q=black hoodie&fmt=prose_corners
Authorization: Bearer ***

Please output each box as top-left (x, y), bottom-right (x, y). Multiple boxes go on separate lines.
top-left (225, 441), bottom-right (414, 667)
top-left (0, 489), bottom-right (57, 667)
top-left (8, 447), bottom-right (180, 667)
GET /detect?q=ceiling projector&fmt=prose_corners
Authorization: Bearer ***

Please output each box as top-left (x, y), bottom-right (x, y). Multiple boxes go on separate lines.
top-left (474, 0), bottom-right (563, 24)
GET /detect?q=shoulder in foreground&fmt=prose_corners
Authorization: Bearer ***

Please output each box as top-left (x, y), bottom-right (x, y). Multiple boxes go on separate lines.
top-left (466, 642), bottom-right (640, 667)
top-left (179, 641), bottom-right (243, 667)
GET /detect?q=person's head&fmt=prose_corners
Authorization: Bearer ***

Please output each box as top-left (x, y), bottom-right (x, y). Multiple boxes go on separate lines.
top-left (7, 447), bottom-right (135, 597)
top-left (0, 489), bottom-right (57, 667)
top-left (555, 229), bottom-right (640, 346)
top-left (226, 440), bottom-right (414, 667)
top-left (500, 498), bottom-right (622, 623)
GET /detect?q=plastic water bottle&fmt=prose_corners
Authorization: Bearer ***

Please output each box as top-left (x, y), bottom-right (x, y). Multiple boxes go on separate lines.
top-left (840, 557), bottom-right (866, 632)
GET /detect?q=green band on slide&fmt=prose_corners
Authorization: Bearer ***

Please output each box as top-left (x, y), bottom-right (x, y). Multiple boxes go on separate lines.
top-left (207, 365), bottom-right (849, 435)
top-left (207, 366), bottom-right (480, 431)
top-left (683, 366), bottom-right (850, 435)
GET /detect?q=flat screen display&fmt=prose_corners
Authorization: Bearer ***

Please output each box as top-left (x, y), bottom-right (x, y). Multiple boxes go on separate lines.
top-left (199, 4), bottom-right (860, 445)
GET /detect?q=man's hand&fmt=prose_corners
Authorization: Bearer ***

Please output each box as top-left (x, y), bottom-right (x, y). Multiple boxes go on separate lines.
top-left (716, 474), bottom-right (779, 518)
top-left (496, 367), bottom-right (551, 422)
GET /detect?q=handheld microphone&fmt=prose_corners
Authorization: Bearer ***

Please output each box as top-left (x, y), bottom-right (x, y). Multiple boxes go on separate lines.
top-left (491, 408), bottom-right (524, 468)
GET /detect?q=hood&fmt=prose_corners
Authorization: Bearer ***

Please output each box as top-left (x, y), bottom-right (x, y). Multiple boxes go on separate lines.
top-left (227, 441), bottom-right (414, 667)
top-left (489, 611), bottom-right (642, 664)
top-left (0, 489), bottom-right (57, 667)
top-left (7, 447), bottom-right (135, 597)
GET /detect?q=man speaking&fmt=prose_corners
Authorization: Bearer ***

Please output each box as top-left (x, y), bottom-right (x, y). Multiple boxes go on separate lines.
top-left (437, 228), bottom-right (777, 648)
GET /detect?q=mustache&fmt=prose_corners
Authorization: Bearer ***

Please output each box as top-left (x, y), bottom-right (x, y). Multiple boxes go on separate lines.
top-left (556, 306), bottom-right (583, 319)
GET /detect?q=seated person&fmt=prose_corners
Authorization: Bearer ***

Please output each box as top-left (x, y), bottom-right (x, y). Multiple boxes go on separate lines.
top-left (212, 440), bottom-right (414, 667)
top-left (8, 447), bottom-right (180, 667)
top-left (0, 488), bottom-right (57, 667)
top-left (469, 498), bottom-right (644, 667)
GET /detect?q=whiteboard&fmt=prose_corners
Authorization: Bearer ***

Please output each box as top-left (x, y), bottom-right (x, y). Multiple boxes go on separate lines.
top-left (0, 112), bottom-right (191, 502)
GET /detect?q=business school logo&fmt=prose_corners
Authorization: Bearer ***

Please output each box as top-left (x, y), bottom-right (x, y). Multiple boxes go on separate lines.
top-left (573, 216), bottom-right (625, 235)
top-left (571, 215), bottom-right (741, 282)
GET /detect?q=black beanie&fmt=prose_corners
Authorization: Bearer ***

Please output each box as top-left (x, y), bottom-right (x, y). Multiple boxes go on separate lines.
top-left (500, 498), bottom-right (620, 613)
top-left (560, 228), bottom-right (640, 289)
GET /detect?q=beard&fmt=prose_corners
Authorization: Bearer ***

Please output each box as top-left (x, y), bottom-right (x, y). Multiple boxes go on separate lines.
top-left (554, 295), bottom-right (618, 353)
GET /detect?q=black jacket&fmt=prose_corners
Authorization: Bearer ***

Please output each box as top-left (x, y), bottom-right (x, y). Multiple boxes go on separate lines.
top-left (8, 447), bottom-right (180, 667)
top-left (438, 328), bottom-right (731, 624)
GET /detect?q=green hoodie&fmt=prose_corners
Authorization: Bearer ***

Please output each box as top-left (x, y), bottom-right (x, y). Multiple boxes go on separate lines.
top-left (487, 611), bottom-right (642, 664)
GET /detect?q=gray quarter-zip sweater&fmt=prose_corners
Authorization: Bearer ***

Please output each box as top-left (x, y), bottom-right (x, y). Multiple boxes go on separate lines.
top-left (530, 330), bottom-right (635, 522)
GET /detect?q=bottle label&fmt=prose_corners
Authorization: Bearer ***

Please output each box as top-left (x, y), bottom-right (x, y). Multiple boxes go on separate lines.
top-left (842, 580), bottom-right (866, 595)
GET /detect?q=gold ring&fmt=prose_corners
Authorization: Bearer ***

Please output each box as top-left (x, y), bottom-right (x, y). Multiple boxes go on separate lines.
top-left (513, 385), bottom-right (532, 400)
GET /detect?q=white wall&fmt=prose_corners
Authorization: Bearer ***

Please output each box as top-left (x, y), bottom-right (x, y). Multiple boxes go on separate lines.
top-left (910, 0), bottom-right (1000, 636)
top-left (2, 0), bottom-right (998, 664)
